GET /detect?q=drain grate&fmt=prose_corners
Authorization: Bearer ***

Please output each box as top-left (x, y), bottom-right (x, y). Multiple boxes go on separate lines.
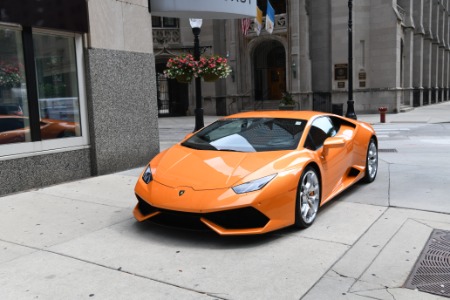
top-left (378, 148), bottom-right (398, 153)
top-left (404, 229), bottom-right (450, 297)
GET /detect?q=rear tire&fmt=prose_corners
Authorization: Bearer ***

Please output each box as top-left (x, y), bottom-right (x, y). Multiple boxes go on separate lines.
top-left (362, 138), bottom-right (378, 183)
top-left (295, 166), bottom-right (321, 228)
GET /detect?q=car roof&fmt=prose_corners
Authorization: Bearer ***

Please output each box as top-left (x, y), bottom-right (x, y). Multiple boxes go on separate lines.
top-left (0, 115), bottom-right (24, 119)
top-left (221, 110), bottom-right (332, 120)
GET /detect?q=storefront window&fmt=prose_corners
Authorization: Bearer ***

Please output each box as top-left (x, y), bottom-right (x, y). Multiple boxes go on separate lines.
top-left (34, 33), bottom-right (81, 139)
top-left (0, 27), bottom-right (29, 145)
top-left (0, 25), bottom-right (86, 154)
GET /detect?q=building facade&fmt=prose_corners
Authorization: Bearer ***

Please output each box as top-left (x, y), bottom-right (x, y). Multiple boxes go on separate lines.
top-left (2, 0), bottom-right (450, 195)
top-left (153, 0), bottom-right (450, 116)
top-left (0, 0), bottom-right (159, 196)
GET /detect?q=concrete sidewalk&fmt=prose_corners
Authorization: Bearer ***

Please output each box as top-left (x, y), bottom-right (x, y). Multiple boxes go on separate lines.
top-left (1, 102), bottom-right (450, 299)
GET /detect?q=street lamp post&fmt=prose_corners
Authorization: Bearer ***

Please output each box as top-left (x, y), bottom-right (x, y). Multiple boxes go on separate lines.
top-left (190, 18), bottom-right (204, 131)
top-left (346, 0), bottom-right (357, 120)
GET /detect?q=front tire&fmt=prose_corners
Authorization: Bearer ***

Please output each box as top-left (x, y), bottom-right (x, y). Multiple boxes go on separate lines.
top-left (362, 138), bottom-right (378, 183)
top-left (295, 167), bottom-right (321, 228)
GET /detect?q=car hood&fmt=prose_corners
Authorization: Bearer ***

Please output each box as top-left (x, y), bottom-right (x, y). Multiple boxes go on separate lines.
top-left (152, 144), bottom-right (296, 190)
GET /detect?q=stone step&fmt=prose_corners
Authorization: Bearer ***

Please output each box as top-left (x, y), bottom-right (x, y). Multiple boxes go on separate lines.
top-left (400, 105), bottom-right (414, 113)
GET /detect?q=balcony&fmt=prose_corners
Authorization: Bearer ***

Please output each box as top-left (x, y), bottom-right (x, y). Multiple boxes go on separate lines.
top-left (153, 28), bottom-right (181, 48)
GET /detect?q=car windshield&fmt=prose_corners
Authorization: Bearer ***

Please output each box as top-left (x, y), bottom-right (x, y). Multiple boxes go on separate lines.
top-left (181, 118), bottom-right (306, 152)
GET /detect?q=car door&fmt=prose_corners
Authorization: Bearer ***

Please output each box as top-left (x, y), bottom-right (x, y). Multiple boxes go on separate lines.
top-left (304, 116), bottom-right (349, 201)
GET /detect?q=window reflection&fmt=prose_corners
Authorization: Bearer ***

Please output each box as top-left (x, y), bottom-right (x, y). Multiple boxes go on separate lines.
top-left (0, 27), bottom-right (29, 145)
top-left (34, 33), bottom-right (81, 139)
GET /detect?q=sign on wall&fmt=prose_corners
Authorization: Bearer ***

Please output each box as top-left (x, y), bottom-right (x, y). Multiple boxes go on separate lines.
top-left (334, 64), bottom-right (348, 81)
top-left (150, 0), bottom-right (256, 19)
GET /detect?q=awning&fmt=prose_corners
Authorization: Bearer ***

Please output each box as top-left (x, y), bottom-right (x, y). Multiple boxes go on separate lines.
top-left (150, 0), bottom-right (256, 19)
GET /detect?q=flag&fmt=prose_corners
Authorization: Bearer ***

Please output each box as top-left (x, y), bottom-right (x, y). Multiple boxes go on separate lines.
top-left (265, 0), bottom-right (275, 34)
top-left (241, 18), bottom-right (251, 36)
top-left (255, 5), bottom-right (263, 36)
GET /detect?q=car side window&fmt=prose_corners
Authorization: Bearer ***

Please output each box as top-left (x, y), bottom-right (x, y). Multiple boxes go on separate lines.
top-left (0, 118), bottom-right (25, 133)
top-left (304, 117), bottom-right (337, 151)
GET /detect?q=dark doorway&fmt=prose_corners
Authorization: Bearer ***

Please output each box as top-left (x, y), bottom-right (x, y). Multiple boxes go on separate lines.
top-left (313, 92), bottom-right (332, 113)
top-left (253, 41), bottom-right (286, 101)
top-left (156, 62), bottom-right (189, 116)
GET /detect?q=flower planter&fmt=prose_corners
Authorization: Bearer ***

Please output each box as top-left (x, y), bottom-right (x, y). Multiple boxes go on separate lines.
top-left (176, 74), bottom-right (192, 83)
top-left (203, 73), bottom-right (220, 82)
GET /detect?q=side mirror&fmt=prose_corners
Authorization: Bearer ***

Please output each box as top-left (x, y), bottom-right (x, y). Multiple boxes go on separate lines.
top-left (322, 137), bottom-right (345, 156)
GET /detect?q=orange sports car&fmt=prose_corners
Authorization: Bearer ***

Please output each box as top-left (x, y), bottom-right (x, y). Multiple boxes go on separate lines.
top-left (134, 111), bottom-right (378, 235)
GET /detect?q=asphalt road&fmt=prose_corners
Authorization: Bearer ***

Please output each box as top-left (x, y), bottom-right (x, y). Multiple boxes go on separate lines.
top-left (1, 103), bottom-right (450, 299)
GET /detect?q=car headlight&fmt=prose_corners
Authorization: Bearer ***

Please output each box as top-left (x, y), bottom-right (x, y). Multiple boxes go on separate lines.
top-left (232, 174), bottom-right (276, 194)
top-left (142, 165), bottom-right (153, 184)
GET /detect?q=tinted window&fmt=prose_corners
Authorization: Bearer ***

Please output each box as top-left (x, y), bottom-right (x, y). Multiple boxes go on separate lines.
top-left (304, 117), bottom-right (337, 150)
top-left (0, 118), bottom-right (25, 132)
top-left (182, 118), bottom-right (306, 152)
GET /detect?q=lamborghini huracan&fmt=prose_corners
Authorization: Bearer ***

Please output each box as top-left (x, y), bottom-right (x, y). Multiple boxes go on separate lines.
top-left (134, 111), bottom-right (378, 235)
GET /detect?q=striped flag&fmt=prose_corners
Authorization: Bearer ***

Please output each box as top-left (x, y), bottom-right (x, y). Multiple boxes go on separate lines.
top-left (265, 0), bottom-right (275, 34)
top-left (241, 18), bottom-right (251, 36)
top-left (255, 5), bottom-right (263, 36)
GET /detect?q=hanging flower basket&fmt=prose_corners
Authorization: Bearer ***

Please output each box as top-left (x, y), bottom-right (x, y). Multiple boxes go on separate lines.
top-left (176, 74), bottom-right (192, 83)
top-left (163, 54), bottom-right (196, 83)
top-left (197, 55), bottom-right (232, 81)
top-left (202, 73), bottom-right (220, 82)
top-left (163, 54), bottom-right (231, 83)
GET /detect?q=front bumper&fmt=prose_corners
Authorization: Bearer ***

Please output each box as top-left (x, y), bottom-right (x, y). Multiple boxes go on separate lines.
top-left (134, 175), bottom-right (298, 235)
top-left (134, 194), bottom-right (270, 234)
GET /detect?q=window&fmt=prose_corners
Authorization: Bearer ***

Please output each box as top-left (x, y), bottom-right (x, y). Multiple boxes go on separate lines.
top-left (34, 33), bottom-right (82, 138)
top-left (0, 25), bottom-right (87, 157)
top-left (182, 118), bottom-right (306, 152)
top-left (0, 26), bottom-right (29, 144)
top-left (152, 17), bottom-right (178, 28)
top-left (304, 117), bottom-right (337, 151)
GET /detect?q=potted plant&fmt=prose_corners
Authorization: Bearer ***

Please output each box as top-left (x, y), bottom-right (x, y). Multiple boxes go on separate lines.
top-left (163, 54), bottom-right (197, 83)
top-left (279, 91), bottom-right (296, 110)
top-left (197, 55), bottom-right (232, 82)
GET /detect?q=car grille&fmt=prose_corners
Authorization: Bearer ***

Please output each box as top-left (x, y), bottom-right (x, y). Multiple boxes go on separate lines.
top-left (136, 195), bottom-right (159, 215)
top-left (135, 195), bottom-right (270, 231)
top-left (206, 207), bottom-right (269, 229)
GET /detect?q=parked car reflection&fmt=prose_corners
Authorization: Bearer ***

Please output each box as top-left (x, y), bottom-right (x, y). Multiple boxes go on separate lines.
top-left (0, 103), bottom-right (24, 116)
top-left (0, 115), bottom-right (79, 144)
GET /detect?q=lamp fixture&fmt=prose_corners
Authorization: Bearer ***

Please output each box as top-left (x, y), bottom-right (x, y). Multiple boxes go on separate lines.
top-left (189, 18), bottom-right (203, 29)
top-left (291, 60), bottom-right (297, 79)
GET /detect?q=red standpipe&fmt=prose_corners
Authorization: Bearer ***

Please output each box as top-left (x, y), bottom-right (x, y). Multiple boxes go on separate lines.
top-left (378, 107), bottom-right (388, 123)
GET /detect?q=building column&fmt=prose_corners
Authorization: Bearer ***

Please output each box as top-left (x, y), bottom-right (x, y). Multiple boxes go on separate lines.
top-left (430, 0), bottom-right (440, 104)
top-left (423, 0), bottom-right (433, 105)
top-left (86, 0), bottom-right (158, 175)
top-left (403, 28), bottom-right (414, 106)
top-left (444, 0), bottom-right (450, 101)
top-left (438, 2), bottom-right (445, 102)
top-left (412, 0), bottom-right (425, 106)
top-left (401, 0), bottom-right (415, 107)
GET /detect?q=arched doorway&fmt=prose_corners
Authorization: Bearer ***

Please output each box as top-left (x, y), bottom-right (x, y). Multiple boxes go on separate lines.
top-left (155, 61), bottom-right (189, 116)
top-left (253, 40), bottom-right (286, 101)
